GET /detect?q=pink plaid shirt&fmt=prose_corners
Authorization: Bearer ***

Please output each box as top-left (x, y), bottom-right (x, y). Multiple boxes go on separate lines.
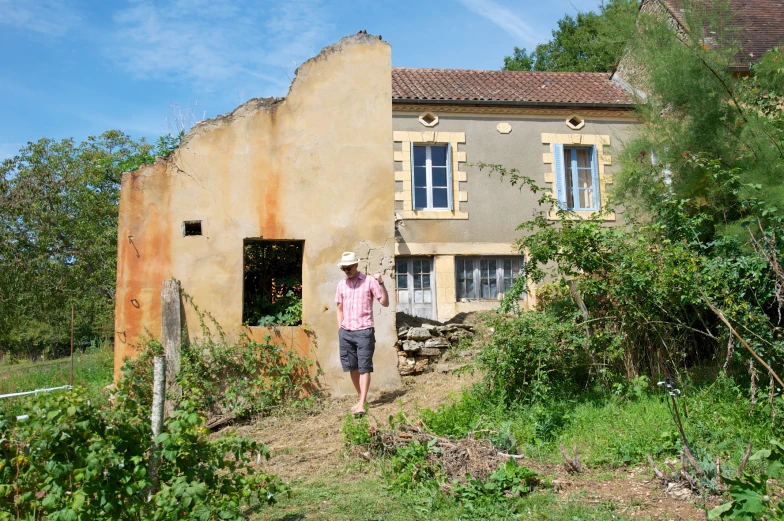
top-left (335, 273), bottom-right (383, 331)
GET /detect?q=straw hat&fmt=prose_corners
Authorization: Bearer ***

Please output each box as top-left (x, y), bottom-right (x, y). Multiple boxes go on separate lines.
top-left (337, 251), bottom-right (360, 266)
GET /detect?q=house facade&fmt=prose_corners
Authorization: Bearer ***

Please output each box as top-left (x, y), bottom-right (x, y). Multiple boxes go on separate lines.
top-left (390, 68), bottom-right (637, 322)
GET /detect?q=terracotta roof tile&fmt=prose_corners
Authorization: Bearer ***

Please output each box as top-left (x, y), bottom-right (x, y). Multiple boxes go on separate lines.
top-left (661, 0), bottom-right (784, 67)
top-left (392, 68), bottom-right (634, 106)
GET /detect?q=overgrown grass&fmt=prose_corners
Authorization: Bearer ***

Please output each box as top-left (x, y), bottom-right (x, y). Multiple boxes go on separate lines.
top-left (420, 373), bottom-right (781, 471)
top-left (253, 461), bottom-right (639, 521)
top-left (0, 341), bottom-right (113, 416)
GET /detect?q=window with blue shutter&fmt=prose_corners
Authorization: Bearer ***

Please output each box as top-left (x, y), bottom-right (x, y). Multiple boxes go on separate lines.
top-left (557, 145), bottom-right (600, 212)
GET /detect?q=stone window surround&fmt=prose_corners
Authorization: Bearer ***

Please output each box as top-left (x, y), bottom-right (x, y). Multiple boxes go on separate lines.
top-left (541, 133), bottom-right (616, 221)
top-left (393, 131), bottom-right (468, 220)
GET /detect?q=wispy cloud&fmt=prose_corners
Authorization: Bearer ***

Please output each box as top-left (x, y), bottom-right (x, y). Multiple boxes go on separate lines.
top-left (0, 0), bottom-right (81, 37)
top-left (458, 0), bottom-right (541, 47)
top-left (108, 0), bottom-right (332, 94)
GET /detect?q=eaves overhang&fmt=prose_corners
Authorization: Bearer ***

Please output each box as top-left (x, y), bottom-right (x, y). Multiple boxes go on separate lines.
top-left (392, 97), bottom-right (637, 111)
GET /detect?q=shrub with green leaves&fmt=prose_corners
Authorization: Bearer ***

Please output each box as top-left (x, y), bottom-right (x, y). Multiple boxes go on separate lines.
top-left (709, 440), bottom-right (784, 520)
top-left (477, 311), bottom-right (590, 402)
top-left (342, 413), bottom-right (372, 446)
top-left (451, 460), bottom-right (541, 504)
top-left (0, 376), bottom-right (286, 520)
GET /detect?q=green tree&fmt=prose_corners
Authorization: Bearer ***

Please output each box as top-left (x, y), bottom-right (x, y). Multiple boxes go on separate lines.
top-left (502, 0), bottom-right (638, 72)
top-left (615, 3), bottom-right (784, 236)
top-left (0, 131), bottom-right (178, 358)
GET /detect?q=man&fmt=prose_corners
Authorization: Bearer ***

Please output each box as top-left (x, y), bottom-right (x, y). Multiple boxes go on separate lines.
top-left (335, 251), bottom-right (389, 414)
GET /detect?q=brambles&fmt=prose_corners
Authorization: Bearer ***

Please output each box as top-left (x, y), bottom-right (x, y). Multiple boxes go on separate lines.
top-left (0, 380), bottom-right (287, 520)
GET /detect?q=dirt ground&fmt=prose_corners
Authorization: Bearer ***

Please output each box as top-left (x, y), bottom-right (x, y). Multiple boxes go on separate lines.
top-left (229, 369), bottom-right (708, 520)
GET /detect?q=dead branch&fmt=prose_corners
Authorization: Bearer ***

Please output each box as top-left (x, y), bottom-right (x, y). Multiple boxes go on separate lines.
top-left (647, 453), bottom-right (666, 482)
top-left (716, 457), bottom-right (724, 490)
top-left (559, 444), bottom-right (582, 474)
top-left (700, 292), bottom-right (784, 388)
top-left (736, 442), bottom-right (753, 478)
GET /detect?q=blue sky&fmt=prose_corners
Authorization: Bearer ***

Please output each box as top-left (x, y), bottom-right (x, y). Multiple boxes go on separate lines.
top-left (0, 0), bottom-right (605, 159)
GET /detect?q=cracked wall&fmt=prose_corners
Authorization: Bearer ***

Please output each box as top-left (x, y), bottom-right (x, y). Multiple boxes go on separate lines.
top-left (114, 33), bottom-right (400, 396)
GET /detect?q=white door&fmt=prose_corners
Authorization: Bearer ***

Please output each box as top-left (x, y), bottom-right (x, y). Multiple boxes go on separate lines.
top-left (395, 257), bottom-right (436, 320)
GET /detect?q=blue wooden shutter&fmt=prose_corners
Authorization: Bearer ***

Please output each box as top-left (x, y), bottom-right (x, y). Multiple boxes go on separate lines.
top-left (590, 145), bottom-right (600, 211)
top-left (553, 144), bottom-right (567, 209)
top-left (410, 141), bottom-right (416, 209)
top-left (446, 143), bottom-right (454, 211)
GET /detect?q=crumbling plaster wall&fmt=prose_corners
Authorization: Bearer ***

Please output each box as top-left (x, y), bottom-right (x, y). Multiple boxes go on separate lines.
top-left (114, 34), bottom-right (400, 397)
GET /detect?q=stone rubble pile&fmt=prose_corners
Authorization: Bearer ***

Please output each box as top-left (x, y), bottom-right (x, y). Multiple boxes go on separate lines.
top-left (395, 323), bottom-right (474, 375)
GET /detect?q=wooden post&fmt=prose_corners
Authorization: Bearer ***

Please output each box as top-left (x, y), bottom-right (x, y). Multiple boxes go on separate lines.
top-left (161, 279), bottom-right (182, 415)
top-left (70, 303), bottom-right (74, 388)
top-left (149, 355), bottom-right (166, 498)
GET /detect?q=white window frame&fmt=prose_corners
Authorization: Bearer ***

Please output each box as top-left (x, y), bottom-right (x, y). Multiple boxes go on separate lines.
top-left (455, 256), bottom-right (524, 301)
top-left (412, 144), bottom-right (450, 211)
top-left (563, 146), bottom-right (596, 211)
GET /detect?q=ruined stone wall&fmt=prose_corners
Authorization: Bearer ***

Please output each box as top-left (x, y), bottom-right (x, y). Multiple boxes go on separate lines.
top-left (114, 34), bottom-right (400, 397)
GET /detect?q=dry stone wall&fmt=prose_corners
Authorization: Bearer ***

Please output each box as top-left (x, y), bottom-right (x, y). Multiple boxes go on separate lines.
top-left (396, 323), bottom-right (474, 375)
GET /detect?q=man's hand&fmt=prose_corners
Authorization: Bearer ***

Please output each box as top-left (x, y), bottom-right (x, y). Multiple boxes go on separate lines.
top-left (373, 273), bottom-right (390, 307)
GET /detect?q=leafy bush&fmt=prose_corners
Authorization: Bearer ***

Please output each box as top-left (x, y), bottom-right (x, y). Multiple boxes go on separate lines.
top-left (177, 334), bottom-right (316, 422)
top-left (451, 460), bottom-right (541, 504)
top-left (388, 439), bottom-right (443, 491)
top-left (0, 376), bottom-right (286, 520)
top-left (477, 311), bottom-right (590, 402)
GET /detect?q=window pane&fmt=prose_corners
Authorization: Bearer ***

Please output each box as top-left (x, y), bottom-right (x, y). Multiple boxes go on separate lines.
top-left (576, 148), bottom-right (591, 169)
top-left (413, 273), bottom-right (422, 289)
top-left (422, 273), bottom-right (430, 289)
top-left (431, 167), bottom-right (447, 187)
top-left (432, 188), bottom-right (448, 209)
top-left (413, 146), bottom-right (426, 167)
top-left (398, 289), bottom-right (408, 302)
top-left (564, 149), bottom-right (575, 210)
top-left (577, 169), bottom-right (593, 189)
top-left (414, 290), bottom-right (424, 303)
top-left (430, 146), bottom-right (447, 167)
top-left (414, 187), bottom-right (427, 209)
top-left (466, 278), bottom-right (474, 298)
top-left (579, 188), bottom-right (594, 209)
top-left (396, 260), bottom-right (408, 289)
top-left (424, 291), bottom-right (432, 303)
top-left (413, 166), bottom-right (427, 188)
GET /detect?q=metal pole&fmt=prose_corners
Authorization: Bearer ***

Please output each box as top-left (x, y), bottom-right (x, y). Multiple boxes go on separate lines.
top-left (70, 303), bottom-right (74, 388)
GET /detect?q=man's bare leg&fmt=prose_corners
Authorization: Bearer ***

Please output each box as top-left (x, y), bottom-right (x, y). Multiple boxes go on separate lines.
top-left (349, 369), bottom-right (361, 394)
top-left (354, 372), bottom-right (371, 414)
top-left (349, 370), bottom-right (363, 413)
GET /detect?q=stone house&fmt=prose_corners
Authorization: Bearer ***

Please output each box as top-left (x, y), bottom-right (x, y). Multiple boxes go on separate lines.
top-left (114, 33), bottom-right (639, 395)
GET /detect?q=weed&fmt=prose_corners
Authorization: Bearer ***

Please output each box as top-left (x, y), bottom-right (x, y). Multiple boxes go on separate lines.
top-left (343, 413), bottom-right (372, 446)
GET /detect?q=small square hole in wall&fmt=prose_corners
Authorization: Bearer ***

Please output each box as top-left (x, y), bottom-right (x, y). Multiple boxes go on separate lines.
top-left (183, 221), bottom-right (202, 236)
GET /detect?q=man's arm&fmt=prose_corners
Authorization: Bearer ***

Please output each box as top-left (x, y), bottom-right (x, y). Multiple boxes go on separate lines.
top-left (373, 274), bottom-right (390, 307)
top-left (336, 302), bottom-right (344, 329)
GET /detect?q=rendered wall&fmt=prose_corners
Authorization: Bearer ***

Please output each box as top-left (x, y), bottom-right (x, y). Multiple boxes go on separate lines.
top-left (114, 34), bottom-right (400, 397)
top-left (392, 110), bottom-right (639, 246)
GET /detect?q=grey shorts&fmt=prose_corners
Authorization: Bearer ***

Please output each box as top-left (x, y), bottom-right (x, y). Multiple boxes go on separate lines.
top-left (339, 327), bottom-right (375, 373)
